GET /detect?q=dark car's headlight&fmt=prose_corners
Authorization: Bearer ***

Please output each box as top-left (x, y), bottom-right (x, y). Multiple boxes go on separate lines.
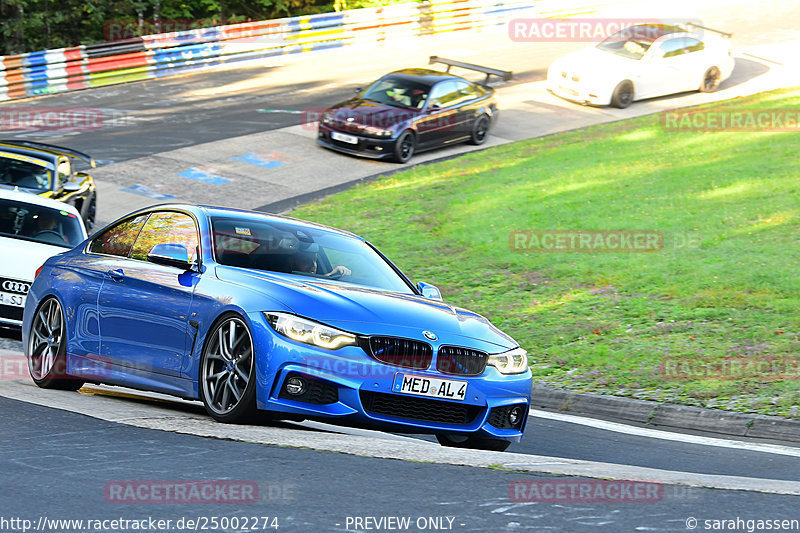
top-left (487, 347), bottom-right (529, 374)
top-left (265, 312), bottom-right (357, 350)
top-left (322, 115), bottom-right (333, 125)
top-left (362, 126), bottom-right (393, 138)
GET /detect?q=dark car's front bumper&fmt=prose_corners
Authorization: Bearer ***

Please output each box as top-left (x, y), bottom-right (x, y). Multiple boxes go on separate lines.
top-left (317, 124), bottom-right (397, 160)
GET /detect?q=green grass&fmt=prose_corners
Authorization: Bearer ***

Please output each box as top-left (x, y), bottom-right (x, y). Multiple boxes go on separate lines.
top-left (291, 87), bottom-right (800, 417)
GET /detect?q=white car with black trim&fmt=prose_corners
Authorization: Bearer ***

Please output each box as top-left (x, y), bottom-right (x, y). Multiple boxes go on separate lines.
top-left (547, 23), bottom-right (735, 108)
top-left (0, 188), bottom-right (87, 329)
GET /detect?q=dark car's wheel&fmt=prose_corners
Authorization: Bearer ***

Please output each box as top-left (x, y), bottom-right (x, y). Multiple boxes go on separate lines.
top-left (468, 114), bottom-right (490, 145)
top-left (200, 314), bottom-right (258, 423)
top-left (392, 130), bottom-right (416, 163)
top-left (610, 80), bottom-right (634, 109)
top-left (85, 195), bottom-right (97, 230)
top-left (700, 66), bottom-right (722, 93)
top-left (28, 297), bottom-right (83, 390)
top-left (436, 433), bottom-right (511, 452)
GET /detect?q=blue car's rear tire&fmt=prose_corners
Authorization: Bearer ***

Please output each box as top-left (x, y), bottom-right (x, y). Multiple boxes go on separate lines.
top-left (436, 433), bottom-right (511, 452)
top-left (200, 314), bottom-right (258, 423)
top-left (27, 297), bottom-right (83, 391)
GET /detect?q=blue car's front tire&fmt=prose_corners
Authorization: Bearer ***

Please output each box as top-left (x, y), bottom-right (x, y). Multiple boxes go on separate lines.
top-left (200, 313), bottom-right (258, 423)
top-left (27, 296), bottom-right (83, 391)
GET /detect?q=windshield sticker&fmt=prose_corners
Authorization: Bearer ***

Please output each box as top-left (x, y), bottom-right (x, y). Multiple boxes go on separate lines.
top-left (235, 227), bottom-right (251, 236)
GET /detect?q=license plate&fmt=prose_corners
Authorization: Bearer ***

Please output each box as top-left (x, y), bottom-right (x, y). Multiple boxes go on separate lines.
top-left (331, 131), bottom-right (358, 144)
top-left (0, 291), bottom-right (26, 308)
top-left (393, 373), bottom-right (467, 401)
top-left (559, 85), bottom-right (579, 96)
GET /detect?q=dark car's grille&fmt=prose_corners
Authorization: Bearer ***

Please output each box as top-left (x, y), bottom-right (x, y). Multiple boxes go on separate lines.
top-left (278, 373), bottom-right (339, 405)
top-left (0, 305), bottom-right (24, 322)
top-left (365, 336), bottom-right (432, 370)
top-left (436, 346), bottom-right (488, 376)
top-left (488, 404), bottom-right (526, 430)
top-left (360, 391), bottom-right (481, 425)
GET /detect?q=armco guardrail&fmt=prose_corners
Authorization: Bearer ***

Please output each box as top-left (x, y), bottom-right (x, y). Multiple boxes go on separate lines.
top-left (0, 0), bottom-right (593, 102)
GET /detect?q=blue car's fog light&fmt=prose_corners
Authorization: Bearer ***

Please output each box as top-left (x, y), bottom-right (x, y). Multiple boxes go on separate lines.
top-left (285, 376), bottom-right (307, 395)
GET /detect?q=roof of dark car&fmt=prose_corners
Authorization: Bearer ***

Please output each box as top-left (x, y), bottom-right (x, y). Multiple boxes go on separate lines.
top-left (381, 68), bottom-right (470, 87)
top-left (0, 145), bottom-right (57, 167)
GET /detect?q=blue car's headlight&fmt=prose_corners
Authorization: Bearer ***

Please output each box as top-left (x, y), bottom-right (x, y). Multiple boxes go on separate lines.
top-left (265, 312), bottom-right (357, 350)
top-left (487, 347), bottom-right (529, 374)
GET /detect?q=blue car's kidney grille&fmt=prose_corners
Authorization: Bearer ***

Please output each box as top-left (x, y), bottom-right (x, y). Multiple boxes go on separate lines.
top-left (366, 336), bottom-right (432, 370)
top-left (360, 391), bottom-right (481, 425)
top-left (436, 346), bottom-right (488, 376)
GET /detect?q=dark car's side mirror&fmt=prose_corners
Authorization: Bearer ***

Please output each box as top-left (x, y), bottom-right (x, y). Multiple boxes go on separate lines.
top-left (418, 281), bottom-right (443, 300)
top-left (148, 243), bottom-right (196, 271)
top-left (427, 103), bottom-right (441, 113)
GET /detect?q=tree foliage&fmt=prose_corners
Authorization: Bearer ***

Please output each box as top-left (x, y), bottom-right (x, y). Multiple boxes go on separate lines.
top-left (1, 0), bottom-right (406, 55)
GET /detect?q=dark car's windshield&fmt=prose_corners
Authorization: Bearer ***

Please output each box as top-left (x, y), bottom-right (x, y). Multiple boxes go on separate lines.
top-left (596, 25), bottom-right (666, 59)
top-left (0, 158), bottom-right (51, 191)
top-left (361, 76), bottom-right (430, 109)
top-left (0, 198), bottom-right (84, 248)
top-left (211, 217), bottom-right (414, 294)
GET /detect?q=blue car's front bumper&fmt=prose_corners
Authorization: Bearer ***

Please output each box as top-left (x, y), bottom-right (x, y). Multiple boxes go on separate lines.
top-left (248, 312), bottom-right (532, 442)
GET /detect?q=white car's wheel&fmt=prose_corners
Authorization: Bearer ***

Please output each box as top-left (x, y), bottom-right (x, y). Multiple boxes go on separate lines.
top-left (700, 67), bottom-right (722, 93)
top-left (610, 81), bottom-right (634, 109)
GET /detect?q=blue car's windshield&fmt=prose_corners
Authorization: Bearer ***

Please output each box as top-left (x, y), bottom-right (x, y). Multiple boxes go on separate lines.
top-left (211, 217), bottom-right (414, 294)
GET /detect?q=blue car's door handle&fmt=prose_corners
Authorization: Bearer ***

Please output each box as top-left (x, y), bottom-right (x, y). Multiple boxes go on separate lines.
top-left (107, 269), bottom-right (124, 281)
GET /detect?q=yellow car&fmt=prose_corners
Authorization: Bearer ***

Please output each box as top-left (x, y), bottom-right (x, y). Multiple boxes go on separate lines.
top-left (0, 140), bottom-right (97, 229)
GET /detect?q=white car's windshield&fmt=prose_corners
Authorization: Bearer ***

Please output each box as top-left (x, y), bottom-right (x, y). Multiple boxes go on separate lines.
top-left (0, 159), bottom-right (51, 191)
top-left (596, 25), bottom-right (669, 60)
top-left (211, 217), bottom-right (415, 294)
top-left (0, 199), bottom-right (85, 248)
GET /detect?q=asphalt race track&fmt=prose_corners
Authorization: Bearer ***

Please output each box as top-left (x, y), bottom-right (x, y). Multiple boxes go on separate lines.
top-left (1, 0), bottom-right (800, 530)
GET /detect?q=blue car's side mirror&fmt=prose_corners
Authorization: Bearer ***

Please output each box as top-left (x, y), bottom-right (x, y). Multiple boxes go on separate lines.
top-left (148, 243), bottom-right (195, 271)
top-left (417, 281), bottom-right (442, 301)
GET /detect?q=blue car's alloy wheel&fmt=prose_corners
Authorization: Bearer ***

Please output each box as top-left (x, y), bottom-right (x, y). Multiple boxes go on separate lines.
top-left (27, 297), bottom-right (83, 391)
top-left (200, 315), bottom-right (257, 423)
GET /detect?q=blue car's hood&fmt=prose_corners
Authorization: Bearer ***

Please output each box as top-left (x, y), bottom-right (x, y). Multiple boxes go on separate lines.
top-left (216, 266), bottom-right (517, 352)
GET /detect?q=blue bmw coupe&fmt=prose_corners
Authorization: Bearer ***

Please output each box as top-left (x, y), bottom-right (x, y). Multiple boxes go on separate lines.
top-left (23, 204), bottom-right (532, 450)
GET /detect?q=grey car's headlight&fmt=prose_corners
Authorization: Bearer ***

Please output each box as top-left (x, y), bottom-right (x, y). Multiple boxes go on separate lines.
top-left (487, 347), bottom-right (529, 374)
top-left (265, 312), bottom-right (357, 350)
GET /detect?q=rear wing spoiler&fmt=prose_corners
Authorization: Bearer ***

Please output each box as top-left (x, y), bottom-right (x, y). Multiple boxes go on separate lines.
top-left (429, 56), bottom-right (513, 85)
top-left (680, 22), bottom-right (732, 39)
top-left (0, 140), bottom-right (96, 168)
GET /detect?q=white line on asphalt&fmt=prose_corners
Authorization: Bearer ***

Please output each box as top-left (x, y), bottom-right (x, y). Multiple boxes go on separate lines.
top-left (529, 409), bottom-right (800, 458)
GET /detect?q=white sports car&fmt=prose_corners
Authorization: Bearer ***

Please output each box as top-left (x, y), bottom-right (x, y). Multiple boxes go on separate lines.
top-left (0, 188), bottom-right (87, 329)
top-left (547, 23), bottom-right (735, 108)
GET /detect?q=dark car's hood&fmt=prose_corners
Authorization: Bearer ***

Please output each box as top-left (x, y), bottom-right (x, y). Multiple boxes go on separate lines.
top-left (216, 266), bottom-right (517, 352)
top-left (324, 98), bottom-right (418, 128)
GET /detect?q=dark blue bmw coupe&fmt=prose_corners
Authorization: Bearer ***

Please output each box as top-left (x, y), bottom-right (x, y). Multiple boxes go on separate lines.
top-left (23, 204), bottom-right (531, 450)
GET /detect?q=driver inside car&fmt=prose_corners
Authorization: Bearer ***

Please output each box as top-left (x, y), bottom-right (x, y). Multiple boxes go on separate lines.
top-left (291, 249), bottom-right (351, 278)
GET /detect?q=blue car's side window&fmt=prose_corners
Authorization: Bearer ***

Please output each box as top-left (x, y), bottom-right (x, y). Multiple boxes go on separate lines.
top-left (129, 211), bottom-right (199, 263)
top-left (88, 214), bottom-right (148, 257)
